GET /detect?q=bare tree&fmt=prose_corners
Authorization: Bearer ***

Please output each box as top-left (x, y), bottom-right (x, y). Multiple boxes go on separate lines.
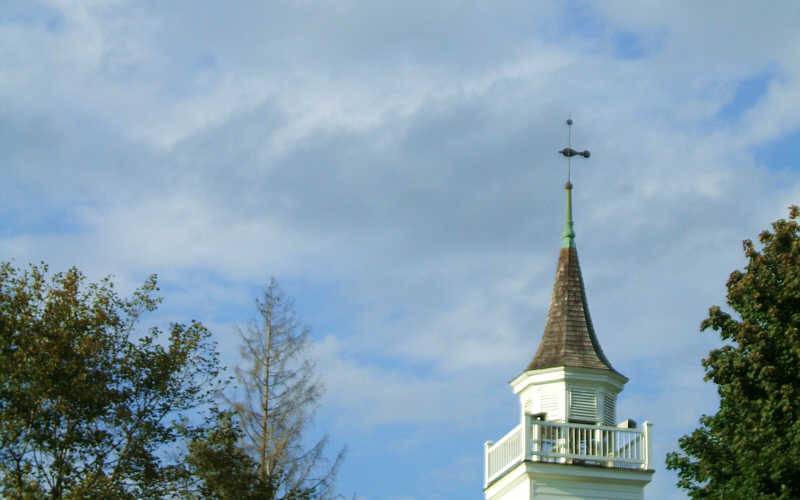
top-left (231, 278), bottom-right (343, 500)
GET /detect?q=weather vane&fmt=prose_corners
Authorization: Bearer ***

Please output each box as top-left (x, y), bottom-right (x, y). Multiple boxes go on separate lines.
top-left (558, 117), bottom-right (590, 185)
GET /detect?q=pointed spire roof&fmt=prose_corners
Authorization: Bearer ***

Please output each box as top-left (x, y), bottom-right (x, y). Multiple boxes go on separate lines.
top-left (526, 182), bottom-right (622, 375)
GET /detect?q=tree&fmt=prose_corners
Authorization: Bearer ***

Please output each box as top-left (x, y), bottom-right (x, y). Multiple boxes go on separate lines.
top-left (666, 206), bottom-right (800, 499)
top-left (180, 409), bottom-right (315, 500)
top-left (231, 278), bottom-right (343, 500)
top-left (0, 262), bottom-right (222, 499)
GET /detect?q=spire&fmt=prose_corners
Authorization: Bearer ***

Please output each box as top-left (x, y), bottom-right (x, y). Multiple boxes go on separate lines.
top-left (561, 182), bottom-right (575, 248)
top-left (525, 119), bottom-right (622, 376)
top-left (526, 221), bottom-right (619, 374)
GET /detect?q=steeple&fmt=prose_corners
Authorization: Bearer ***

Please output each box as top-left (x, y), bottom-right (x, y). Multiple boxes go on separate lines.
top-left (525, 180), bottom-right (619, 374)
top-left (483, 121), bottom-right (653, 499)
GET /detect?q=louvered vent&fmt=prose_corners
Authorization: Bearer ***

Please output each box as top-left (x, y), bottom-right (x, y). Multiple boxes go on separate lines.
top-left (541, 393), bottom-right (558, 414)
top-left (569, 389), bottom-right (597, 421)
top-left (603, 393), bottom-right (616, 426)
top-left (524, 398), bottom-right (535, 414)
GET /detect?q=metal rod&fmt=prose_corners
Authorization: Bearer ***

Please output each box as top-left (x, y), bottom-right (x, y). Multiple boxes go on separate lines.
top-left (567, 117), bottom-right (572, 183)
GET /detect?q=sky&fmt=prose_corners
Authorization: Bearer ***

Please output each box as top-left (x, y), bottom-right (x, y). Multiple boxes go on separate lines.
top-left (2, 1), bottom-right (800, 499)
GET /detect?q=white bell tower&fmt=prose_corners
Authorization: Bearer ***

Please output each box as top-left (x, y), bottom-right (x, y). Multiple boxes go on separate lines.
top-left (483, 129), bottom-right (654, 499)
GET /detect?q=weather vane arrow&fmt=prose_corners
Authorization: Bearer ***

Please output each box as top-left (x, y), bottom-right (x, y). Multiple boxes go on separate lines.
top-left (559, 147), bottom-right (590, 158)
top-left (559, 118), bottom-right (590, 185)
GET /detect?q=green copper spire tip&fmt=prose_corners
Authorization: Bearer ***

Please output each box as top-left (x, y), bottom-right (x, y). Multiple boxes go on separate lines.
top-left (561, 182), bottom-right (576, 248)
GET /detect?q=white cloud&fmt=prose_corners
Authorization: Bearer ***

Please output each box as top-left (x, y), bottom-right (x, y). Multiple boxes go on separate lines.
top-left (3, 2), bottom-right (800, 498)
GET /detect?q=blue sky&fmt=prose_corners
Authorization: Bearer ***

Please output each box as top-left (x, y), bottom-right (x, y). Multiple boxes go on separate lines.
top-left (3, 2), bottom-right (800, 499)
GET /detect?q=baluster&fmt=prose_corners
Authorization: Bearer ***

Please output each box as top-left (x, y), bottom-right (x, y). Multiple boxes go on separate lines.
top-left (631, 432), bottom-right (635, 461)
top-left (623, 432), bottom-right (629, 460)
top-left (584, 427), bottom-right (588, 456)
top-left (569, 426), bottom-right (574, 456)
top-left (628, 432), bottom-right (633, 460)
top-left (582, 427), bottom-right (587, 456)
top-left (626, 432), bottom-right (631, 460)
top-left (612, 430), bottom-right (616, 460)
top-left (568, 427), bottom-right (573, 455)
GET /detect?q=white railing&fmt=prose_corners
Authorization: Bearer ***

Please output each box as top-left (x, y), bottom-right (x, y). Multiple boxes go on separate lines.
top-left (531, 420), bottom-right (649, 467)
top-left (484, 424), bottom-right (523, 484)
top-left (484, 417), bottom-right (652, 486)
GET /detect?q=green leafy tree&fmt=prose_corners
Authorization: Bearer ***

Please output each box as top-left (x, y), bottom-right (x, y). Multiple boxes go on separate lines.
top-left (231, 278), bottom-right (344, 500)
top-left (180, 410), bottom-right (315, 500)
top-left (0, 262), bottom-right (222, 499)
top-left (184, 410), bottom-right (272, 499)
top-left (666, 206), bottom-right (800, 499)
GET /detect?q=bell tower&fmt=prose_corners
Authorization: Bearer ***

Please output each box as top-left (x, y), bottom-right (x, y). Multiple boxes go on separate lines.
top-left (483, 121), bottom-right (654, 500)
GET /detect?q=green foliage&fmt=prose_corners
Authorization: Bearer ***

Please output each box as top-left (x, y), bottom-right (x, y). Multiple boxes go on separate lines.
top-left (180, 410), bottom-right (315, 500)
top-left (185, 410), bottom-right (270, 499)
top-left (666, 206), bottom-right (800, 499)
top-left (0, 263), bottom-right (222, 499)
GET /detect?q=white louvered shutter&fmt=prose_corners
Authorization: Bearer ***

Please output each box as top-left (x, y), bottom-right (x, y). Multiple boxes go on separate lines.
top-left (540, 393), bottom-right (558, 416)
top-left (603, 393), bottom-right (616, 426)
top-left (569, 389), bottom-right (597, 421)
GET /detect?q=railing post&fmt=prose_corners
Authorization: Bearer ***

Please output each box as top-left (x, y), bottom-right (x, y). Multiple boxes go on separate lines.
top-left (484, 440), bottom-right (494, 487)
top-left (522, 413), bottom-right (533, 463)
top-left (643, 421), bottom-right (653, 470)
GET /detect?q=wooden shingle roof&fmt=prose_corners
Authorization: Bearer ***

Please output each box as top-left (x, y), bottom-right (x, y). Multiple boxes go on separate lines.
top-left (525, 183), bottom-right (622, 376)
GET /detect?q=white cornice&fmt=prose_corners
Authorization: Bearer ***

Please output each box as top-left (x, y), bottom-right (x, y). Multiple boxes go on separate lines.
top-left (510, 366), bottom-right (627, 395)
top-left (524, 461), bottom-right (654, 484)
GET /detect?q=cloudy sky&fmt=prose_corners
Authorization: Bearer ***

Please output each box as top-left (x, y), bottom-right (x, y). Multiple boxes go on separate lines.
top-left (3, 1), bottom-right (800, 498)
